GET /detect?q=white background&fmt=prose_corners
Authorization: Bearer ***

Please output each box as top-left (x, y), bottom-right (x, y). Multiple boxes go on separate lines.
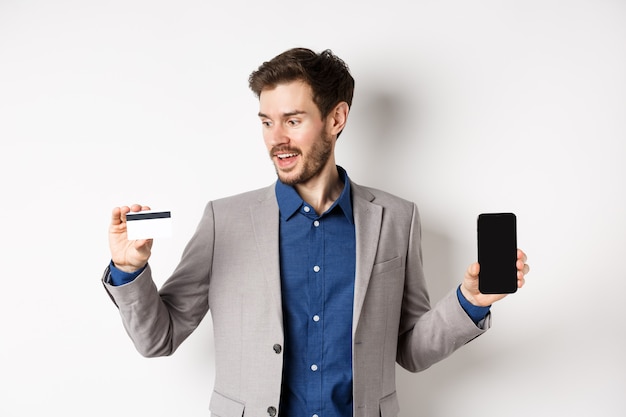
top-left (1, 1), bottom-right (625, 416)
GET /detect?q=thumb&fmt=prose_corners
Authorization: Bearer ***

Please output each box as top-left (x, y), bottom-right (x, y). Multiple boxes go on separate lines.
top-left (467, 262), bottom-right (480, 278)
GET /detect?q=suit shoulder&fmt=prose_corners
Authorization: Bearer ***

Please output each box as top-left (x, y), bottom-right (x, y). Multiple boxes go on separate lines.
top-left (209, 184), bottom-right (275, 210)
top-left (352, 183), bottom-right (419, 226)
top-left (353, 182), bottom-right (416, 211)
top-left (217, 185), bottom-right (274, 202)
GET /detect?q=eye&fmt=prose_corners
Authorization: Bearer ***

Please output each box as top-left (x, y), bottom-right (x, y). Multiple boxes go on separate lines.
top-left (287, 119), bottom-right (300, 127)
top-left (261, 119), bottom-right (272, 127)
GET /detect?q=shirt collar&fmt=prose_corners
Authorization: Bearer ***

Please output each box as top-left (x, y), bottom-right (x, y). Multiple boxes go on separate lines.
top-left (275, 166), bottom-right (354, 224)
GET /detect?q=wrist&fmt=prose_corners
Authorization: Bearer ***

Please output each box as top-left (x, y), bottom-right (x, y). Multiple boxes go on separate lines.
top-left (457, 285), bottom-right (491, 325)
top-left (460, 284), bottom-right (478, 306)
top-left (113, 263), bottom-right (142, 274)
top-left (108, 261), bottom-right (146, 286)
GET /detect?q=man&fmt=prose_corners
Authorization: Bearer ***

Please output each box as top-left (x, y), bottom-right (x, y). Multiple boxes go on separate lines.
top-left (103, 48), bottom-right (529, 417)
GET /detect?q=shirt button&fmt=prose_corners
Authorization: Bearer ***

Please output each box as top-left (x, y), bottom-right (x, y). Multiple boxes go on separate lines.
top-left (267, 406), bottom-right (277, 416)
top-left (303, 206), bottom-right (311, 213)
top-left (313, 414), bottom-right (319, 417)
top-left (273, 344), bottom-right (282, 354)
top-left (313, 315), bottom-right (320, 322)
top-left (311, 364), bottom-right (318, 371)
top-left (313, 265), bottom-right (320, 273)
top-left (313, 220), bottom-right (320, 227)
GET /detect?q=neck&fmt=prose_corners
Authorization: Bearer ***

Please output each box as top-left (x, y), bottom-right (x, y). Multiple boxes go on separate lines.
top-left (294, 164), bottom-right (343, 215)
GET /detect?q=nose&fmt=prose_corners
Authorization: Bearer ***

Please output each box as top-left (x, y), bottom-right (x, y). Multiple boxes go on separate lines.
top-left (265, 123), bottom-right (289, 148)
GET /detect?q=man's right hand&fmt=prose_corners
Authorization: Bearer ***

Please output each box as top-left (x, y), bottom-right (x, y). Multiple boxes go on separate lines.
top-left (109, 204), bottom-right (153, 273)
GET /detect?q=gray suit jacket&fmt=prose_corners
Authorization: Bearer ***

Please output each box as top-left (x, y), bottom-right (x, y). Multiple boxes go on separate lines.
top-left (103, 181), bottom-right (489, 417)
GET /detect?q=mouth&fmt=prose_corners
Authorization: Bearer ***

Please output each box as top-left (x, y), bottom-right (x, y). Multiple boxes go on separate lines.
top-left (276, 152), bottom-right (299, 160)
top-left (271, 148), bottom-right (300, 169)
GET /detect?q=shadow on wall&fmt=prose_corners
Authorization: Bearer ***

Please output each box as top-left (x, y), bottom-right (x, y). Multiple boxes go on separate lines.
top-left (343, 81), bottom-right (422, 195)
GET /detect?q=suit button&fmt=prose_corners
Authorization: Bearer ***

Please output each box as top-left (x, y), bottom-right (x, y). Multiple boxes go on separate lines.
top-left (273, 344), bottom-right (282, 354)
top-left (267, 406), bottom-right (277, 416)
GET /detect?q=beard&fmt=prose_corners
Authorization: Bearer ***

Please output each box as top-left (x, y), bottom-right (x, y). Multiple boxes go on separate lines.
top-left (271, 132), bottom-right (334, 186)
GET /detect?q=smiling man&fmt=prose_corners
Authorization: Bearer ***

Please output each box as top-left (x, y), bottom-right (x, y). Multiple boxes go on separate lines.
top-left (103, 48), bottom-right (530, 417)
top-left (258, 79), bottom-right (346, 213)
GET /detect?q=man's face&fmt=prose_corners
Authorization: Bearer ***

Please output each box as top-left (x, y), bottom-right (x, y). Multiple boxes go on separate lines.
top-left (258, 81), bottom-right (335, 186)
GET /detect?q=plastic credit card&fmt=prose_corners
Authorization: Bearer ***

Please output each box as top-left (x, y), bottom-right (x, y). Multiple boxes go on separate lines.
top-left (125, 211), bottom-right (172, 240)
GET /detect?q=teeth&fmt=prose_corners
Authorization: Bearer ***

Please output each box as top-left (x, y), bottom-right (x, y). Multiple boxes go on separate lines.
top-left (277, 153), bottom-right (298, 159)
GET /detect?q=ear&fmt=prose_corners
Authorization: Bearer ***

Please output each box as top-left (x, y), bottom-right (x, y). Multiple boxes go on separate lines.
top-left (327, 102), bottom-right (350, 136)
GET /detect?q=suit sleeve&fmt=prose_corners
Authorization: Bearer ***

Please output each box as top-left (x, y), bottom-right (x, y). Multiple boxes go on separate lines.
top-left (102, 202), bottom-right (215, 357)
top-left (395, 203), bottom-right (490, 372)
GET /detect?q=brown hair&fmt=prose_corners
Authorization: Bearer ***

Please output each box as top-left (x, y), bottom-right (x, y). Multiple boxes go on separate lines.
top-left (248, 48), bottom-right (355, 121)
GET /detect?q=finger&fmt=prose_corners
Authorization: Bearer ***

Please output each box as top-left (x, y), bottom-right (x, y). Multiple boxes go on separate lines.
top-left (111, 206), bottom-right (130, 225)
top-left (128, 204), bottom-right (151, 213)
top-left (118, 206), bottom-right (132, 222)
top-left (516, 258), bottom-right (530, 273)
top-left (117, 205), bottom-right (151, 224)
top-left (466, 262), bottom-right (480, 278)
top-left (517, 249), bottom-right (527, 263)
top-left (111, 207), bottom-right (122, 225)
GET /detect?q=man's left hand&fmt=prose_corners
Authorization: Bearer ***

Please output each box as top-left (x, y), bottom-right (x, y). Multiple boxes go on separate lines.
top-left (460, 249), bottom-right (530, 307)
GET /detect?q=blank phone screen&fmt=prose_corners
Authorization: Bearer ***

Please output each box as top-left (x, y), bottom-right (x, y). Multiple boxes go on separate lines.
top-left (477, 213), bottom-right (518, 294)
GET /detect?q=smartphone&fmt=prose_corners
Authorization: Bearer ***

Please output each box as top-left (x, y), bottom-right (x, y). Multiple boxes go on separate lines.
top-left (477, 213), bottom-right (518, 294)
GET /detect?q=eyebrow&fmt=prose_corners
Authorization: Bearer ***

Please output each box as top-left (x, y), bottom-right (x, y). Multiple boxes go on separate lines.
top-left (258, 110), bottom-right (306, 119)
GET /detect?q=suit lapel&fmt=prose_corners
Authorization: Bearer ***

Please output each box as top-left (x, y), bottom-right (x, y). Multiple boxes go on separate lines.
top-left (351, 182), bottom-right (383, 336)
top-left (250, 185), bottom-right (283, 328)
top-left (247, 182), bottom-right (382, 335)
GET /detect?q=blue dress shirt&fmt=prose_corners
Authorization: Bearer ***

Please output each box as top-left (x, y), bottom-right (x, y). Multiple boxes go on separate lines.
top-left (275, 166), bottom-right (356, 417)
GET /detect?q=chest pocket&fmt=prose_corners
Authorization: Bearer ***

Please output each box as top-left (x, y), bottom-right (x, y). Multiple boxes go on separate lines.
top-left (371, 256), bottom-right (403, 276)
